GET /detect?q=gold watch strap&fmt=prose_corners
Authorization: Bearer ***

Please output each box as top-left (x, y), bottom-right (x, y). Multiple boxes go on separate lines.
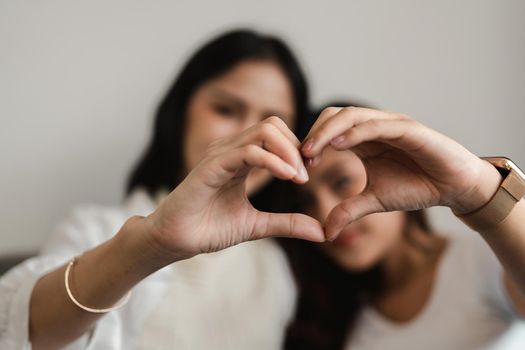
top-left (456, 157), bottom-right (525, 231)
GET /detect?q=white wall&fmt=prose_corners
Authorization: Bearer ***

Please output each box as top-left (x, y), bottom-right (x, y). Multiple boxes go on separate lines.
top-left (1, 0), bottom-right (524, 255)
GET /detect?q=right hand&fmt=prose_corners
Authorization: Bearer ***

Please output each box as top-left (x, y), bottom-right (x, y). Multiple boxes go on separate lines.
top-left (300, 106), bottom-right (500, 240)
top-left (143, 116), bottom-right (325, 262)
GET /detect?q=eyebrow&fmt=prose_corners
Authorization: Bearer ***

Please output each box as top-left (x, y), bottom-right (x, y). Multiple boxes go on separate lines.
top-left (210, 87), bottom-right (292, 122)
top-left (209, 88), bottom-right (246, 111)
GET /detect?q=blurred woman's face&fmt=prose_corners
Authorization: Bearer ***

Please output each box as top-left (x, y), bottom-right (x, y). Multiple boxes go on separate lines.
top-left (301, 147), bottom-right (406, 272)
top-left (183, 60), bottom-right (295, 194)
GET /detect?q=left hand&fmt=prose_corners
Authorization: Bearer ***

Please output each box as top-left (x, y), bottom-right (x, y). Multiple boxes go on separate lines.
top-left (301, 107), bottom-right (501, 240)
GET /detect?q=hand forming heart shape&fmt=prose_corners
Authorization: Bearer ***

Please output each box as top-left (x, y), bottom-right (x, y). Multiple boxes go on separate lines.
top-left (144, 107), bottom-right (500, 262)
top-left (299, 107), bottom-right (500, 240)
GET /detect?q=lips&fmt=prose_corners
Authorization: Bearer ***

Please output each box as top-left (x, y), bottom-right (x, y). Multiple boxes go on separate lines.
top-left (332, 225), bottom-right (362, 247)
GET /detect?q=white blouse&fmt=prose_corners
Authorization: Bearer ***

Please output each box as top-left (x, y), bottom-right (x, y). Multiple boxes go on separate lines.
top-left (0, 190), bottom-right (297, 349)
top-left (1, 190), bottom-right (524, 349)
top-left (345, 231), bottom-right (525, 350)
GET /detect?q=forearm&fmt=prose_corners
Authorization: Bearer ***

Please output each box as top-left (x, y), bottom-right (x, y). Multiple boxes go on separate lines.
top-left (453, 160), bottom-right (525, 293)
top-left (29, 215), bottom-right (172, 350)
top-left (476, 199), bottom-right (525, 291)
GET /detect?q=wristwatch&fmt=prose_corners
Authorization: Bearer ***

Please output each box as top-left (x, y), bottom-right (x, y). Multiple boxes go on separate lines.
top-left (456, 157), bottom-right (525, 231)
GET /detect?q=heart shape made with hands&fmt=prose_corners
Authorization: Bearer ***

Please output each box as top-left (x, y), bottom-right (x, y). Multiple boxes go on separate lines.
top-left (150, 107), bottom-right (488, 258)
top-left (267, 106), bottom-right (486, 242)
top-left (274, 144), bottom-right (439, 243)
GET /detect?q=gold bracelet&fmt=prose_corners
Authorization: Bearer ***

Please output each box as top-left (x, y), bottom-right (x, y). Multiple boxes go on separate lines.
top-left (64, 257), bottom-right (132, 313)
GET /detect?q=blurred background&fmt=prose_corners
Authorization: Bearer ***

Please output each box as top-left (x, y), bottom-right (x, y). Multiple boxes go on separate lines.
top-left (1, 0), bottom-right (524, 258)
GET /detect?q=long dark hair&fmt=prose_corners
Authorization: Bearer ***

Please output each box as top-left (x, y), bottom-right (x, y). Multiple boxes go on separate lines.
top-left (255, 101), bottom-right (435, 349)
top-left (126, 29), bottom-right (309, 196)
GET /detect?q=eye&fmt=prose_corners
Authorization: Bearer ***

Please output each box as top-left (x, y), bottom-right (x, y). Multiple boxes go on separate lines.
top-left (213, 103), bottom-right (239, 118)
top-left (332, 176), bottom-right (352, 192)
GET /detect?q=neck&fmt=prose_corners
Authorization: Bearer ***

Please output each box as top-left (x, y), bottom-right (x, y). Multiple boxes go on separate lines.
top-left (378, 224), bottom-right (446, 293)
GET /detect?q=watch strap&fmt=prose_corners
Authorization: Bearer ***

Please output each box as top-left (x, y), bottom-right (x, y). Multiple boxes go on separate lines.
top-left (455, 158), bottom-right (525, 231)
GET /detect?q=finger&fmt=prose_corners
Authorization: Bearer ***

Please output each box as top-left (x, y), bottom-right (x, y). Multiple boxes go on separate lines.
top-left (350, 142), bottom-right (392, 159)
top-left (324, 193), bottom-right (386, 241)
top-left (329, 118), bottom-right (427, 156)
top-left (301, 106), bottom-right (343, 144)
top-left (302, 107), bottom-right (404, 158)
top-left (301, 107), bottom-right (344, 169)
top-left (218, 144), bottom-right (303, 183)
top-left (252, 211), bottom-right (325, 242)
top-left (233, 121), bottom-right (308, 182)
top-left (204, 116), bottom-right (300, 158)
top-left (264, 116), bottom-right (302, 148)
top-left (227, 116), bottom-right (301, 150)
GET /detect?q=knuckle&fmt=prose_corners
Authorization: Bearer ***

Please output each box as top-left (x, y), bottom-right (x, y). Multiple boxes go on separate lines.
top-left (341, 106), bottom-right (359, 123)
top-left (409, 118), bottom-right (421, 127)
top-left (243, 144), bottom-right (260, 155)
top-left (265, 115), bottom-right (283, 126)
top-left (342, 106), bottom-right (356, 114)
top-left (322, 106), bottom-right (340, 116)
top-left (367, 118), bottom-right (382, 128)
top-left (288, 214), bottom-right (297, 235)
top-left (402, 117), bottom-right (421, 129)
top-left (396, 113), bottom-right (411, 121)
top-left (258, 122), bottom-right (277, 137)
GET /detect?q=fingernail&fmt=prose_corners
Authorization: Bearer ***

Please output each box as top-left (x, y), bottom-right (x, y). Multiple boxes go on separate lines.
top-left (297, 165), bottom-right (309, 182)
top-left (302, 138), bottom-right (314, 153)
top-left (306, 158), bottom-right (314, 167)
top-left (311, 156), bottom-right (321, 167)
top-left (331, 135), bottom-right (345, 146)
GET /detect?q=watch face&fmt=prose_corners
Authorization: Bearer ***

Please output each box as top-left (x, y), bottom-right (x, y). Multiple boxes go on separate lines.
top-left (482, 157), bottom-right (525, 179)
top-left (507, 160), bottom-right (525, 179)
top-left (483, 157), bottom-right (525, 202)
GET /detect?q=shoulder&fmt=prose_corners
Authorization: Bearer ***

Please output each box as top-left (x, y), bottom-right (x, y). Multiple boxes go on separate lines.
top-left (442, 231), bottom-right (517, 316)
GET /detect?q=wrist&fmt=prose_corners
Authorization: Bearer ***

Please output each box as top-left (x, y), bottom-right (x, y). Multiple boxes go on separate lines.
top-left (111, 215), bottom-right (179, 278)
top-left (451, 159), bottom-right (502, 216)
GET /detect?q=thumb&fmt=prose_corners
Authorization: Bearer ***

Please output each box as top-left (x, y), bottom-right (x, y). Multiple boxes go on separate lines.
top-left (252, 211), bottom-right (325, 242)
top-left (325, 193), bottom-right (386, 241)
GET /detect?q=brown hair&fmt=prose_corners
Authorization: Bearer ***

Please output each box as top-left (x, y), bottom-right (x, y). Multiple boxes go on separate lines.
top-left (251, 101), bottom-right (435, 349)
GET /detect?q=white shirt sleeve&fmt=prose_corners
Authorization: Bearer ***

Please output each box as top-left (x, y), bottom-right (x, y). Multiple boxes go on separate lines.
top-left (0, 206), bottom-right (122, 349)
top-left (464, 231), bottom-right (520, 319)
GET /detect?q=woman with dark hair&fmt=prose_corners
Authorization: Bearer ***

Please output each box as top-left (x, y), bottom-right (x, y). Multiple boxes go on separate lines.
top-left (0, 29), bottom-right (320, 349)
top-left (280, 104), bottom-right (525, 349)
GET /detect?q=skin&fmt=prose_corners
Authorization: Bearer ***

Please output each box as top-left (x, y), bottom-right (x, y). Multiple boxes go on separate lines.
top-left (302, 148), bottom-right (415, 272)
top-left (301, 106), bottom-right (525, 321)
top-left (183, 60), bottom-right (296, 192)
top-left (28, 60), bottom-right (318, 349)
top-left (301, 147), bottom-right (449, 322)
top-left (27, 81), bottom-right (525, 346)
